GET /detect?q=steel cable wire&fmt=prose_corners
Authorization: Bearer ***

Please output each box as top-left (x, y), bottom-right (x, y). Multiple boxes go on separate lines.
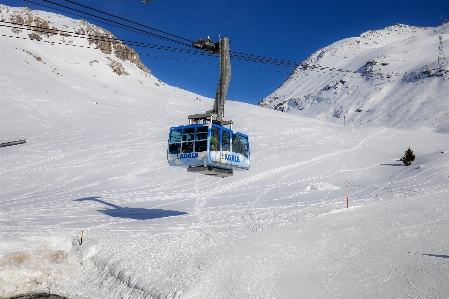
top-left (65, 0), bottom-right (193, 43)
top-left (25, 0), bottom-right (302, 66)
top-left (25, 0), bottom-right (192, 46)
top-left (19, 0), bottom-right (398, 78)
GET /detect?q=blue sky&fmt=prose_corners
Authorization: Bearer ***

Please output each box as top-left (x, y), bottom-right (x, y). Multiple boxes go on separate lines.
top-left (3, 0), bottom-right (449, 105)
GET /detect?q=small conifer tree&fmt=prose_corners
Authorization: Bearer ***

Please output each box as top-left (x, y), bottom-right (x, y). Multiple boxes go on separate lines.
top-left (400, 147), bottom-right (415, 166)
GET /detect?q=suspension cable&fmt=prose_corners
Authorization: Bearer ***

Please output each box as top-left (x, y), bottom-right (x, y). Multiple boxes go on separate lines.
top-left (25, 0), bottom-right (192, 46)
top-left (2, 19), bottom-right (401, 78)
top-left (64, 0), bottom-right (193, 43)
top-left (1, 20), bottom-right (300, 67)
top-left (26, 0), bottom-right (302, 66)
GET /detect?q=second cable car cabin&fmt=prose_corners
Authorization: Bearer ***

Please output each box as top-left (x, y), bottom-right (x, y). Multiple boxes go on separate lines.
top-left (167, 123), bottom-right (250, 177)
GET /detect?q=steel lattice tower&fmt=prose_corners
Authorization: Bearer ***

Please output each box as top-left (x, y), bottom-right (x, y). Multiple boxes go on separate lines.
top-left (438, 36), bottom-right (447, 65)
top-left (439, 17), bottom-right (448, 65)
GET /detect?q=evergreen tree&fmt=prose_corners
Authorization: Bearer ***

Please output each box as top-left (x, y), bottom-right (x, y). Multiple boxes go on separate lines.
top-left (400, 147), bottom-right (415, 166)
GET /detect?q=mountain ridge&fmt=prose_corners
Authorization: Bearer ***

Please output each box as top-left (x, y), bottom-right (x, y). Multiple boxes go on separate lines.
top-left (259, 22), bottom-right (449, 133)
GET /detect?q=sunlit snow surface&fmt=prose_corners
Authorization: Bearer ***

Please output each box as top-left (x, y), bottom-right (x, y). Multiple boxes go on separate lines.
top-left (1, 5), bottom-right (449, 299)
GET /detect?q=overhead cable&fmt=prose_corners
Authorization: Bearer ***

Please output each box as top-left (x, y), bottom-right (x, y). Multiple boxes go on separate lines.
top-left (1, 21), bottom-right (298, 67)
top-left (0, 32), bottom-right (290, 73)
top-left (1, 21), bottom-right (217, 56)
top-left (0, 21), bottom-right (362, 75)
top-left (27, 0), bottom-right (192, 46)
top-left (64, 0), bottom-right (193, 43)
top-left (27, 0), bottom-right (301, 66)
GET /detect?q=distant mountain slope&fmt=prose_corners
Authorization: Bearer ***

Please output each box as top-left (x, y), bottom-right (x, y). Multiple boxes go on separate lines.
top-left (259, 23), bottom-right (449, 133)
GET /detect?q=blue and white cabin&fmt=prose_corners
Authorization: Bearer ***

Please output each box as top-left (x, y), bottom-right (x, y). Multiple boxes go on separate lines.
top-left (167, 123), bottom-right (250, 177)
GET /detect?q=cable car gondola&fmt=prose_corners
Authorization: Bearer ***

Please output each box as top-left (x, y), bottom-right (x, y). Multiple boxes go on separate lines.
top-left (166, 36), bottom-right (250, 177)
top-left (167, 122), bottom-right (250, 177)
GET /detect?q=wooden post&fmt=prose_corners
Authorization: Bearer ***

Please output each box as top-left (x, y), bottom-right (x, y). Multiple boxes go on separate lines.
top-left (0, 139), bottom-right (26, 147)
top-left (346, 186), bottom-right (349, 208)
top-left (344, 116), bottom-right (346, 126)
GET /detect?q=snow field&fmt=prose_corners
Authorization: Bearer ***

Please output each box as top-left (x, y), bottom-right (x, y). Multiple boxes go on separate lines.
top-left (1, 5), bottom-right (449, 299)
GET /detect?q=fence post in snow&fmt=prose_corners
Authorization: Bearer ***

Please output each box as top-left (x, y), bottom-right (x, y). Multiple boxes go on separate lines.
top-left (346, 186), bottom-right (349, 208)
top-left (80, 230), bottom-right (85, 245)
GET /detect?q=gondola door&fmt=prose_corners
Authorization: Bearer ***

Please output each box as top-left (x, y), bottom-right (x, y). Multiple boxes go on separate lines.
top-left (209, 125), bottom-right (232, 167)
top-left (220, 127), bottom-right (232, 166)
top-left (209, 125), bottom-right (221, 165)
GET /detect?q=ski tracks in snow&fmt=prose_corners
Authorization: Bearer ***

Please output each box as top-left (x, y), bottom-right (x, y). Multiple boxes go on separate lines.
top-left (182, 126), bottom-right (407, 298)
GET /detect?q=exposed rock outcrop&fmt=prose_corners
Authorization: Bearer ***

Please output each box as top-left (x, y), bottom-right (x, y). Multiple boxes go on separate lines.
top-left (1, 5), bottom-right (151, 75)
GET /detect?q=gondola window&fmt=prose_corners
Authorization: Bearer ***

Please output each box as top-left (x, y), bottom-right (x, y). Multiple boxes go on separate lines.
top-left (169, 128), bottom-right (182, 154)
top-left (211, 127), bottom-right (220, 151)
top-left (222, 130), bottom-right (231, 152)
top-left (195, 126), bottom-right (208, 152)
top-left (182, 127), bottom-right (195, 153)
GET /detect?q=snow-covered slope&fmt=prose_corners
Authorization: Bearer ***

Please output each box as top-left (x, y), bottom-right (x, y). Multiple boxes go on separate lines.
top-left (259, 23), bottom-right (449, 132)
top-left (1, 5), bottom-right (449, 299)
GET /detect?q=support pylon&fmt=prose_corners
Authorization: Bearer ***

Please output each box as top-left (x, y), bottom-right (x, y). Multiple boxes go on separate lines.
top-left (438, 17), bottom-right (448, 66)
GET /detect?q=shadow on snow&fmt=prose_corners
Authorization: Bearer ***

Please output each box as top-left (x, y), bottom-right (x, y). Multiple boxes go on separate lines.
top-left (74, 197), bottom-right (187, 220)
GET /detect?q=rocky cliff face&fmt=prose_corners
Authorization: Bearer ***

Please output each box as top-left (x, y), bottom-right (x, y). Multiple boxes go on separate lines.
top-left (0, 5), bottom-right (150, 75)
top-left (74, 21), bottom-right (150, 74)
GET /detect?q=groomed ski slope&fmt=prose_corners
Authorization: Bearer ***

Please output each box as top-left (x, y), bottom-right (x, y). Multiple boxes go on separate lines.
top-left (1, 6), bottom-right (449, 299)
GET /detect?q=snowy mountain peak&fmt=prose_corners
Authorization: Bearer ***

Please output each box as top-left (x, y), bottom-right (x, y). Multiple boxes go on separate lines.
top-left (259, 22), bottom-right (449, 133)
